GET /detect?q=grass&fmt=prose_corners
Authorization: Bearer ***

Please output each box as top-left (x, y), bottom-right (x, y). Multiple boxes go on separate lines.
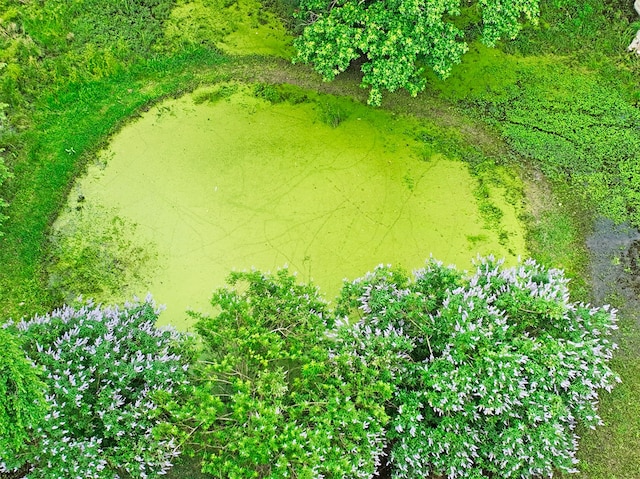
top-left (566, 299), bottom-right (640, 479)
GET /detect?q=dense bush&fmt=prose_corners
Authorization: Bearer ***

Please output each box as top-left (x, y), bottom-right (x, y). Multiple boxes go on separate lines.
top-left (338, 257), bottom-right (620, 479)
top-left (294, 0), bottom-right (540, 104)
top-left (164, 269), bottom-right (407, 478)
top-left (2, 298), bottom-right (193, 479)
top-left (0, 328), bottom-right (47, 473)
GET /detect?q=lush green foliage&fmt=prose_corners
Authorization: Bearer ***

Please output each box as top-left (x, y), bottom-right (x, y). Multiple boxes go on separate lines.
top-left (0, 0), bottom-right (175, 108)
top-left (491, 70), bottom-right (640, 227)
top-left (0, 101), bottom-right (12, 233)
top-left (426, 45), bottom-right (640, 230)
top-left (508, 0), bottom-right (640, 79)
top-left (3, 299), bottom-right (194, 478)
top-left (164, 269), bottom-right (405, 478)
top-left (160, 261), bottom-right (619, 479)
top-left (293, 0), bottom-right (540, 104)
top-left (0, 0), bottom-right (636, 477)
top-left (338, 257), bottom-right (619, 479)
top-left (0, 328), bottom-right (47, 472)
top-left (0, 154), bottom-right (9, 234)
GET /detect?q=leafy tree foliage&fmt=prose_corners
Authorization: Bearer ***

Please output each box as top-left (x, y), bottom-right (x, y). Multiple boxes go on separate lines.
top-left (339, 257), bottom-right (619, 479)
top-left (294, 0), bottom-right (540, 104)
top-left (165, 269), bottom-right (406, 478)
top-left (0, 327), bottom-right (47, 473)
top-left (3, 298), bottom-right (194, 479)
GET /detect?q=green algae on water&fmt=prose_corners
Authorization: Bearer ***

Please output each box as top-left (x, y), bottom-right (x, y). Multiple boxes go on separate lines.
top-left (56, 84), bottom-right (527, 328)
top-left (165, 0), bottom-right (294, 58)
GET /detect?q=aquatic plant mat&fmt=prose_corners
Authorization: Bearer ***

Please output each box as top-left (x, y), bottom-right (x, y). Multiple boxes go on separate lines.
top-left (54, 84), bottom-right (526, 327)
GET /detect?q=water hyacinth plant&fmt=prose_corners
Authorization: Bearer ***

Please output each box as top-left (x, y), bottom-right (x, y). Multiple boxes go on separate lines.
top-left (2, 297), bottom-right (194, 479)
top-left (337, 257), bottom-right (620, 479)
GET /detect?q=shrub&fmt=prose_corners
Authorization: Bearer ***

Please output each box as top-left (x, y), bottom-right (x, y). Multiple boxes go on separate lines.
top-left (0, 328), bottom-right (47, 473)
top-left (165, 269), bottom-right (405, 478)
top-left (4, 298), bottom-right (194, 479)
top-left (338, 257), bottom-right (620, 479)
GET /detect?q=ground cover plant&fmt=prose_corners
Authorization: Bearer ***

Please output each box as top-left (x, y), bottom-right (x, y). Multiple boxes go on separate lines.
top-left (424, 51), bottom-right (640, 231)
top-left (1, 298), bottom-right (194, 479)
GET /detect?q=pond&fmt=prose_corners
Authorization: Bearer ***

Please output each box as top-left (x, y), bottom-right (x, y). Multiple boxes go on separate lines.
top-left (53, 84), bottom-right (527, 328)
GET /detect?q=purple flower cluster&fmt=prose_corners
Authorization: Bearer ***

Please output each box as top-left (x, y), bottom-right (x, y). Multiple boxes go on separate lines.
top-left (6, 296), bottom-right (191, 479)
top-left (347, 256), bottom-right (620, 479)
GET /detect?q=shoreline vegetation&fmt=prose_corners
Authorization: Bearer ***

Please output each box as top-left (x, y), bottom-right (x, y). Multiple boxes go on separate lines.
top-left (1, 0), bottom-right (639, 477)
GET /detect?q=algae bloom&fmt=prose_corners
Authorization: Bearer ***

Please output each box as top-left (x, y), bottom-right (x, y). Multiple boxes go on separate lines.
top-left (55, 84), bottom-right (526, 328)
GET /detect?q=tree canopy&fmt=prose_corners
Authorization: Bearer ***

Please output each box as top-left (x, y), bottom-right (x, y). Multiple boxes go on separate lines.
top-left (294, 0), bottom-right (540, 104)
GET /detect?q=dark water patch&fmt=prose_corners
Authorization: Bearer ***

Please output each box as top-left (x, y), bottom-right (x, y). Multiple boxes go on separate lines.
top-left (587, 217), bottom-right (640, 315)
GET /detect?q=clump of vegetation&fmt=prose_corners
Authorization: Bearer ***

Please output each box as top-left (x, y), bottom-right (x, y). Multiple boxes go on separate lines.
top-left (3, 299), bottom-right (194, 479)
top-left (253, 83), bottom-right (309, 104)
top-left (317, 97), bottom-right (350, 127)
top-left (294, 0), bottom-right (541, 104)
top-left (485, 66), bottom-right (640, 227)
top-left (0, 328), bottom-right (47, 473)
top-left (193, 82), bottom-right (240, 104)
top-left (163, 269), bottom-right (403, 478)
top-left (159, 259), bottom-right (618, 478)
top-left (0, 102), bottom-right (13, 234)
top-left (340, 257), bottom-right (619, 478)
top-left (45, 204), bottom-right (157, 304)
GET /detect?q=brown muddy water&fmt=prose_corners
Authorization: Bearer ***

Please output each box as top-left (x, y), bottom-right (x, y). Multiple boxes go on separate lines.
top-left (53, 85), bottom-right (527, 329)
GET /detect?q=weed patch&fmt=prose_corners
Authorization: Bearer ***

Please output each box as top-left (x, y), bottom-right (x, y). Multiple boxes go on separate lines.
top-left (46, 204), bottom-right (157, 304)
